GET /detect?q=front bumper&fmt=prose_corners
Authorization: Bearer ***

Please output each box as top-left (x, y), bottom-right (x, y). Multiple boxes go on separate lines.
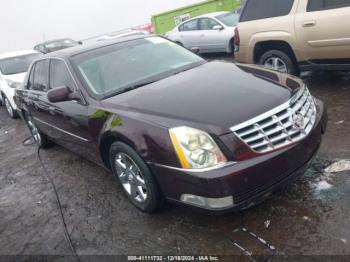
top-left (149, 100), bottom-right (327, 212)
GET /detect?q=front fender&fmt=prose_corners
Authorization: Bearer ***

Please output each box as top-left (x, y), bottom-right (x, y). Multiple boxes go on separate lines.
top-left (249, 32), bottom-right (301, 62)
top-left (91, 109), bottom-right (180, 167)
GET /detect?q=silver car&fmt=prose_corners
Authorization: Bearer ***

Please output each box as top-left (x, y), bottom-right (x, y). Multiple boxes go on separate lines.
top-left (96, 30), bottom-right (150, 42)
top-left (165, 12), bottom-right (239, 54)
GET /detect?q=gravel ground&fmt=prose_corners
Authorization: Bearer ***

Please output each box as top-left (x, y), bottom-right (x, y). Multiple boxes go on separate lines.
top-left (0, 55), bottom-right (350, 261)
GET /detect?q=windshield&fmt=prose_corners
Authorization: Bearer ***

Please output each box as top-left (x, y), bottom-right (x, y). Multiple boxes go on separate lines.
top-left (46, 39), bottom-right (79, 52)
top-left (72, 37), bottom-right (205, 99)
top-left (0, 53), bottom-right (40, 75)
top-left (216, 13), bottom-right (240, 27)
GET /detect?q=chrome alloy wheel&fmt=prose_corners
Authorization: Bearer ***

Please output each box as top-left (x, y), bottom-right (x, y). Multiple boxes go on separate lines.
top-left (4, 97), bottom-right (14, 117)
top-left (114, 153), bottom-right (148, 203)
top-left (27, 118), bottom-right (42, 145)
top-left (263, 57), bottom-right (288, 73)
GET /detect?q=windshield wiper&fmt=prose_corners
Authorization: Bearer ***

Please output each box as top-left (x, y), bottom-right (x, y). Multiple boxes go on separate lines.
top-left (103, 80), bottom-right (157, 99)
top-left (171, 62), bottom-right (205, 76)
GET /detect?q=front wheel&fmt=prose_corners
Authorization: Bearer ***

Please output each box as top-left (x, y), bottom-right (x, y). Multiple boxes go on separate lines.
top-left (259, 50), bottom-right (298, 76)
top-left (109, 142), bottom-right (164, 213)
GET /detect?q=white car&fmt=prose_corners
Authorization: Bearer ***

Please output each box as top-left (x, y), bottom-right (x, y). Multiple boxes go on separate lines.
top-left (165, 11), bottom-right (239, 54)
top-left (96, 30), bottom-right (150, 42)
top-left (0, 50), bottom-right (40, 118)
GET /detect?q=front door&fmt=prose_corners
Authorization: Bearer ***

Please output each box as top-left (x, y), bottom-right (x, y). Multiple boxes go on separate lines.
top-left (178, 18), bottom-right (201, 49)
top-left (198, 18), bottom-right (227, 52)
top-left (43, 59), bottom-right (94, 155)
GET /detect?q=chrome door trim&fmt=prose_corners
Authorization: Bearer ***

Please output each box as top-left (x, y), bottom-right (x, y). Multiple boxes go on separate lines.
top-left (34, 117), bottom-right (89, 142)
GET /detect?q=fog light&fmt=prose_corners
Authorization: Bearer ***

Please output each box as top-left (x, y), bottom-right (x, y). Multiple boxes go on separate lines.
top-left (180, 194), bottom-right (234, 210)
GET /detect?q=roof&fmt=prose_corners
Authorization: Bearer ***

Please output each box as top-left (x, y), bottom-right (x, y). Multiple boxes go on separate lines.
top-left (43, 34), bottom-right (152, 59)
top-left (196, 11), bottom-right (231, 18)
top-left (34, 38), bottom-right (77, 47)
top-left (152, 0), bottom-right (226, 17)
top-left (175, 11), bottom-right (232, 26)
top-left (0, 50), bottom-right (39, 60)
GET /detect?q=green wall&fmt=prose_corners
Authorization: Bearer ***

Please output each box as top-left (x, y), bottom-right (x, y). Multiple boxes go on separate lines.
top-left (152, 0), bottom-right (241, 34)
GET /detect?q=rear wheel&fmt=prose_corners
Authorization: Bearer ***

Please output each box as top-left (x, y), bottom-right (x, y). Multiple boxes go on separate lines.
top-left (109, 142), bottom-right (164, 213)
top-left (24, 113), bottom-right (54, 149)
top-left (259, 50), bottom-right (298, 75)
top-left (4, 96), bottom-right (18, 119)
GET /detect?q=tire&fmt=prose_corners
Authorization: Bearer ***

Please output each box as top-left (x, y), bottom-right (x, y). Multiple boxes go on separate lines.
top-left (259, 50), bottom-right (299, 76)
top-left (228, 38), bottom-right (234, 54)
top-left (24, 112), bottom-right (54, 149)
top-left (3, 96), bottom-right (18, 119)
top-left (109, 142), bottom-right (164, 213)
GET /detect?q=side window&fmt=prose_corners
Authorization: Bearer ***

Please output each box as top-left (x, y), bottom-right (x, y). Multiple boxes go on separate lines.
top-left (199, 18), bottom-right (220, 30)
top-left (49, 59), bottom-right (75, 90)
top-left (32, 60), bottom-right (49, 92)
top-left (308, 0), bottom-right (350, 12)
top-left (27, 64), bottom-right (36, 90)
top-left (181, 19), bottom-right (199, 31)
top-left (240, 0), bottom-right (294, 22)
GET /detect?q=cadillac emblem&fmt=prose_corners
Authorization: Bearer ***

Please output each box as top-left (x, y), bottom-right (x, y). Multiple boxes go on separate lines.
top-left (292, 113), bottom-right (305, 130)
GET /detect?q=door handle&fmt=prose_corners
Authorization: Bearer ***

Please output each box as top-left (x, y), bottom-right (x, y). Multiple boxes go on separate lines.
top-left (302, 21), bottom-right (316, 27)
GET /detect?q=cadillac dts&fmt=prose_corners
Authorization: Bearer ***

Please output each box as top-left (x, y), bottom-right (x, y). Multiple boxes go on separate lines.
top-left (15, 36), bottom-right (327, 213)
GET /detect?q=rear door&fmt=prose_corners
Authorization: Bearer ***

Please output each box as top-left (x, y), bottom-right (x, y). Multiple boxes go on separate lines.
top-left (295, 0), bottom-right (350, 62)
top-left (24, 59), bottom-right (52, 135)
top-left (198, 18), bottom-right (227, 52)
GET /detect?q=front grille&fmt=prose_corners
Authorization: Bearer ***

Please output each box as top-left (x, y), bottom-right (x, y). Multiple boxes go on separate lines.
top-left (231, 87), bottom-right (316, 153)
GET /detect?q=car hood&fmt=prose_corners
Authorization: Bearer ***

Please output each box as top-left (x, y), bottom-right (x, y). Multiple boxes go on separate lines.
top-left (101, 61), bottom-right (303, 135)
top-left (3, 72), bottom-right (27, 83)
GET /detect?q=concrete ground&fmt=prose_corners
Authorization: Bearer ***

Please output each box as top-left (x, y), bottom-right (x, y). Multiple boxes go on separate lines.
top-left (0, 55), bottom-right (350, 261)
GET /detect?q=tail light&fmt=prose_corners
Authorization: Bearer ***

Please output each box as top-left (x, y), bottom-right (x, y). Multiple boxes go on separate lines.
top-left (234, 27), bottom-right (240, 52)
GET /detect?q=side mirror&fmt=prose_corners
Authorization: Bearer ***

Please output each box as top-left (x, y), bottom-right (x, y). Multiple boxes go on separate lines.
top-left (47, 86), bottom-right (78, 103)
top-left (213, 25), bottom-right (224, 31)
top-left (190, 47), bottom-right (201, 54)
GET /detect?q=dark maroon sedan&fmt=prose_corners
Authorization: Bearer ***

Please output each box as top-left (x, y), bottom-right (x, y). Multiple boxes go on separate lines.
top-left (15, 36), bottom-right (327, 213)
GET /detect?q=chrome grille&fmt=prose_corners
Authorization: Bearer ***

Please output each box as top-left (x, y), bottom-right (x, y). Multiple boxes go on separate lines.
top-left (231, 87), bottom-right (317, 153)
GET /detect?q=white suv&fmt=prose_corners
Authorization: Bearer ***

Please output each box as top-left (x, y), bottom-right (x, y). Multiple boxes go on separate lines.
top-left (0, 50), bottom-right (40, 118)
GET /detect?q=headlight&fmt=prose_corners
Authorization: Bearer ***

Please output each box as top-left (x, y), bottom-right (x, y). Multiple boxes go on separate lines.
top-left (6, 79), bottom-right (21, 89)
top-left (169, 126), bottom-right (227, 169)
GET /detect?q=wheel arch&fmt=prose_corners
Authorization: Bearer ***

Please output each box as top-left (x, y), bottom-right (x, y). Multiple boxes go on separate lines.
top-left (99, 133), bottom-right (138, 169)
top-left (253, 40), bottom-right (298, 66)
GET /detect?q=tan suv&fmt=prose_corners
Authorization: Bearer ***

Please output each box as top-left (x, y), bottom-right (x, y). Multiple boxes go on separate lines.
top-left (234, 0), bottom-right (350, 75)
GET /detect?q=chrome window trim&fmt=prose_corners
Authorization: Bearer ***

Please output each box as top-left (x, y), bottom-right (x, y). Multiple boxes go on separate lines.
top-left (27, 58), bottom-right (51, 93)
top-left (34, 117), bottom-right (89, 142)
top-left (48, 57), bottom-right (88, 105)
top-left (24, 56), bottom-right (88, 105)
